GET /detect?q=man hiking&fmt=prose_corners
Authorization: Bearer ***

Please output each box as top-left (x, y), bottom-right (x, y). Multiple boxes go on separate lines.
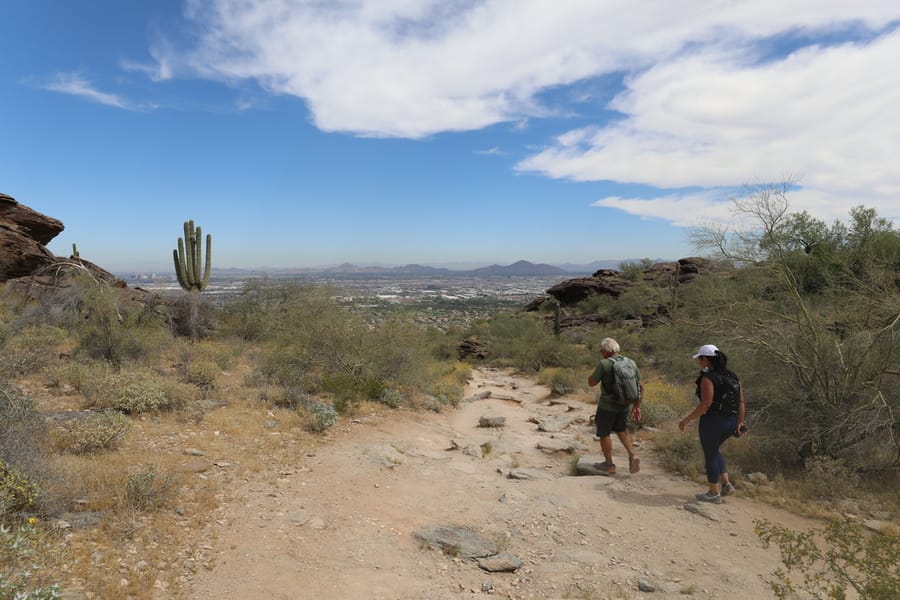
top-left (588, 337), bottom-right (642, 475)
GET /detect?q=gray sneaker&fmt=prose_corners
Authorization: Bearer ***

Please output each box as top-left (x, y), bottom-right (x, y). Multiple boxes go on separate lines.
top-left (695, 491), bottom-right (722, 504)
top-left (722, 482), bottom-right (736, 496)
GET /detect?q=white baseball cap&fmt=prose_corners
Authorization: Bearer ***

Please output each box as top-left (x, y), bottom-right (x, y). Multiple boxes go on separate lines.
top-left (692, 344), bottom-right (719, 359)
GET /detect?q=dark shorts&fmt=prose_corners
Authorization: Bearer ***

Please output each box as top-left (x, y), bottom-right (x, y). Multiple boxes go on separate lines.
top-left (595, 408), bottom-right (628, 437)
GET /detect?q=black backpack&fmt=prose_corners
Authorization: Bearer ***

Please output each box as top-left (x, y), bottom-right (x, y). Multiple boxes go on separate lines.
top-left (702, 370), bottom-right (741, 416)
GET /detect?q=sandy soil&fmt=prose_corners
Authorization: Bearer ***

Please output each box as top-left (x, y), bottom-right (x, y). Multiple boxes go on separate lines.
top-left (185, 367), bottom-right (816, 600)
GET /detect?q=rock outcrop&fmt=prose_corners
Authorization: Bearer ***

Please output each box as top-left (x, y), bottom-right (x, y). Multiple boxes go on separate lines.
top-left (545, 259), bottom-right (711, 307)
top-left (545, 270), bottom-right (630, 305)
top-left (0, 193), bottom-right (147, 305)
top-left (0, 193), bottom-right (64, 281)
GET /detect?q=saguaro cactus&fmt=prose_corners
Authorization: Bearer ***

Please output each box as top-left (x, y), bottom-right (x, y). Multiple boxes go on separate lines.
top-left (173, 220), bottom-right (212, 292)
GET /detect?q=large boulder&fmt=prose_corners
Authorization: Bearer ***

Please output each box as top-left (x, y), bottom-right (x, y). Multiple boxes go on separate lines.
top-left (0, 193), bottom-right (64, 281)
top-left (545, 271), bottom-right (630, 305)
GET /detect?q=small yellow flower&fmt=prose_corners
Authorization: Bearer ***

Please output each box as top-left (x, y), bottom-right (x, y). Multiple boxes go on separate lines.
top-left (27, 517), bottom-right (36, 524)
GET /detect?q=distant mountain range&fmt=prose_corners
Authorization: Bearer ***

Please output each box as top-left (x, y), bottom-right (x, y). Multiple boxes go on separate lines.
top-left (201, 259), bottom-right (654, 279)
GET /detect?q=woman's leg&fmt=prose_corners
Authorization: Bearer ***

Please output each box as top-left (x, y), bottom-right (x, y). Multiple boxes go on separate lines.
top-left (698, 416), bottom-right (730, 493)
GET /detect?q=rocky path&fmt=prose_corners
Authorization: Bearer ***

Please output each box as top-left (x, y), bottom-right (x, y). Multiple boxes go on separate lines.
top-left (186, 367), bottom-right (813, 599)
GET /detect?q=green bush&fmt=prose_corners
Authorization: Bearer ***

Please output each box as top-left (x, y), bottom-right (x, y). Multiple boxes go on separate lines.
top-left (469, 313), bottom-right (583, 373)
top-left (124, 465), bottom-right (179, 511)
top-left (51, 411), bottom-right (131, 455)
top-left (0, 522), bottom-right (62, 600)
top-left (72, 278), bottom-right (167, 366)
top-left (185, 360), bottom-right (219, 391)
top-left (299, 400), bottom-right (338, 433)
top-left (43, 360), bottom-right (110, 394)
top-left (0, 385), bottom-right (49, 519)
top-left (82, 369), bottom-right (173, 414)
top-left (0, 461), bottom-right (40, 518)
top-left (636, 399), bottom-right (679, 428)
top-left (756, 517), bottom-right (900, 600)
top-left (537, 367), bottom-right (581, 396)
top-left (653, 431), bottom-right (704, 477)
top-left (0, 324), bottom-right (67, 379)
top-left (428, 380), bottom-right (464, 410)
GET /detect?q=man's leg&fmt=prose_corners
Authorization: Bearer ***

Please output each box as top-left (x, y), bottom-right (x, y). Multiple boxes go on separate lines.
top-left (616, 430), bottom-right (640, 473)
top-left (599, 434), bottom-right (614, 464)
top-left (594, 409), bottom-right (617, 474)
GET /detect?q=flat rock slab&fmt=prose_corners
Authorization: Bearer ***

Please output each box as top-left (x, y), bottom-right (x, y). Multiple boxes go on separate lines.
top-left (413, 525), bottom-right (499, 558)
top-left (478, 416), bottom-right (506, 428)
top-left (684, 501), bottom-right (720, 521)
top-left (532, 414), bottom-right (575, 432)
top-left (477, 553), bottom-right (523, 572)
top-left (574, 455), bottom-right (616, 476)
top-left (536, 438), bottom-right (583, 454)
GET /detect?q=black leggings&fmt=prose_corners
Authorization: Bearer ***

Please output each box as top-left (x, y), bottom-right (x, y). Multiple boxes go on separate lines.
top-left (698, 413), bottom-right (738, 484)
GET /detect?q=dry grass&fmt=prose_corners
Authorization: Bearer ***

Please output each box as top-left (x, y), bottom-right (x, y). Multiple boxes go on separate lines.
top-left (9, 345), bottom-right (334, 599)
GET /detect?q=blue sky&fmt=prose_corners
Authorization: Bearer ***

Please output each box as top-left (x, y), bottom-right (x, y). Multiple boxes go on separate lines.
top-left (2, 2), bottom-right (899, 272)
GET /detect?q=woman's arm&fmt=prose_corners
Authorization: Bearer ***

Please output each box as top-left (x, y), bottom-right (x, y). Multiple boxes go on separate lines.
top-left (678, 376), bottom-right (714, 431)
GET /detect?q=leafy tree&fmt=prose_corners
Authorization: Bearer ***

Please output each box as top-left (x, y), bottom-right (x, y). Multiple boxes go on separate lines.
top-left (689, 183), bottom-right (900, 469)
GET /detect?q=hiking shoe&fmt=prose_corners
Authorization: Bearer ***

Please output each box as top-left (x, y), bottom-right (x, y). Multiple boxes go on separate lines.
top-left (695, 491), bottom-right (722, 504)
top-left (629, 454), bottom-right (640, 474)
top-left (721, 482), bottom-right (736, 496)
top-left (595, 461), bottom-right (616, 476)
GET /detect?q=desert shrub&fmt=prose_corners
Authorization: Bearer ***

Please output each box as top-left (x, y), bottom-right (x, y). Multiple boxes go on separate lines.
top-left (636, 399), bottom-right (679, 429)
top-left (756, 517), bottom-right (900, 600)
top-left (378, 386), bottom-right (405, 409)
top-left (73, 279), bottom-right (167, 366)
top-left (0, 521), bottom-right (63, 600)
top-left (219, 278), bottom-right (282, 342)
top-left (0, 385), bottom-right (49, 519)
top-left (184, 360), bottom-right (219, 391)
top-left (795, 456), bottom-right (862, 501)
top-left (653, 430), bottom-right (704, 477)
top-left (166, 292), bottom-right (215, 340)
top-left (51, 411), bottom-right (131, 455)
top-left (124, 465), bottom-right (179, 511)
top-left (159, 380), bottom-right (200, 412)
top-left (298, 400), bottom-right (338, 433)
top-left (0, 461), bottom-right (40, 519)
top-left (42, 359), bottom-right (111, 395)
top-left (0, 324), bottom-right (67, 378)
top-left (638, 380), bottom-right (694, 428)
top-left (470, 313), bottom-right (581, 372)
top-left (427, 380), bottom-right (464, 411)
top-left (82, 369), bottom-right (172, 414)
top-left (537, 367), bottom-right (580, 396)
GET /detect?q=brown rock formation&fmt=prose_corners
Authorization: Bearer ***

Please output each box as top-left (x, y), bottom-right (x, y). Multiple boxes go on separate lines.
top-left (0, 193), bottom-right (64, 281)
top-left (0, 193), bottom-right (150, 306)
top-left (545, 271), bottom-right (630, 305)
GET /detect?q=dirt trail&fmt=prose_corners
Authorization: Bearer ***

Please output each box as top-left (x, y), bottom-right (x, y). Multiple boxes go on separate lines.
top-left (186, 367), bottom-right (814, 600)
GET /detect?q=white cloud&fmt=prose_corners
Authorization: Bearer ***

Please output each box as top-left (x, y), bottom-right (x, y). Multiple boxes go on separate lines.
top-left (522, 28), bottom-right (900, 225)
top-left (155, 1), bottom-right (900, 224)
top-left (164, 1), bottom-right (900, 137)
top-left (593, 192), bottom-right (734, 228)
top-left (40, 72), bottom-right (137, 110)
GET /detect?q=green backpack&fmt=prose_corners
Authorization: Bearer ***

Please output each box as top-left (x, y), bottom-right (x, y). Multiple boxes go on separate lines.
top-left (611, 356), bottom-right (640, 404)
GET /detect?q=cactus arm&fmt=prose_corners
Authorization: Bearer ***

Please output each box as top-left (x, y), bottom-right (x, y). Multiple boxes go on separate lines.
top-left (185, 221), bottom-right (197, 286)
top-left (193, 226), bottom-right (203, 288)
top-left (201, 233), bottom-right (212, 289)
top-left (174, 242), bottom-right (190, 290)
